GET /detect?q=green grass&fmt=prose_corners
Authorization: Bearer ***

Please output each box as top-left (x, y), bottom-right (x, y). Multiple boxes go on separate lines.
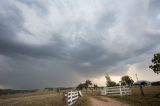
top-left (109, 95), bottom-right (160, 106)
top-left (72, 96), bottom-right (91, 106)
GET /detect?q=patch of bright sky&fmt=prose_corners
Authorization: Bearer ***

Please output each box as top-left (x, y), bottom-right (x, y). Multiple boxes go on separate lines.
top-left (126, 64), bottom-right (160, 82)
top-left (0, 84), bottom-right (11, 89)
top-left (91, 75), bottom-right (121, 87)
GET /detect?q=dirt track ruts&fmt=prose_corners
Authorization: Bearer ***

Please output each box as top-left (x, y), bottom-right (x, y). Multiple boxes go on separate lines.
top-left (90, 96), bottom-right (130, 106)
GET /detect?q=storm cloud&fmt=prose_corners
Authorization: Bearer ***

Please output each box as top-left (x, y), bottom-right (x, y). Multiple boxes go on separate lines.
top-left (0, 0), bottom-right (160, 89)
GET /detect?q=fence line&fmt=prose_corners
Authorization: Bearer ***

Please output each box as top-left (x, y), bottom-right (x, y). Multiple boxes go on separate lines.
top-left (65, 90), bottom-right (82, 106)
top-left (101, 86), bottom-right (132, 96)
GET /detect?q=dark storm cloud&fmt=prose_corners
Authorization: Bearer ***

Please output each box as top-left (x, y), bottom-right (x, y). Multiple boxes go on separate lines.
top-left (0, 0), bottom-right (160, 89)
top-left (0, 2), bottom-right (68, 59)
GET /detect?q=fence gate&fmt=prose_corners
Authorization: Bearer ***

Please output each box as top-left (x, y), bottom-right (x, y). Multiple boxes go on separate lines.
top-left (101, 86), bottom-right (132, 96)
top-left (65, 90), bottom-right (82, 106)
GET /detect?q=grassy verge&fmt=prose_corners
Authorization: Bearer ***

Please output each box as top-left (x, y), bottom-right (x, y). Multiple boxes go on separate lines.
top-left (73, 96), bottom-right (91, 106)
top-left (109, 95), bottom-right (160, 106)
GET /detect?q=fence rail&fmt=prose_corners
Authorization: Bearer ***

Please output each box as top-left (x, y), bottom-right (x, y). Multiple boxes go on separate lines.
top-left (66, 91), bottom-right (82, 106)
top-left (101, 86), bottom-right (132, 96)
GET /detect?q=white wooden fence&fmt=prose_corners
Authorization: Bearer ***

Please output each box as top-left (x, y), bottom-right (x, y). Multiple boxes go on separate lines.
top-left (65, 91), bottom-right (82, 106)
top-left (101, 86), bottom-right (132, 96)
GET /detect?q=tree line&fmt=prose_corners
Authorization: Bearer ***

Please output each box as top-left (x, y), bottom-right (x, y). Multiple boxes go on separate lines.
top-left (76, 80), bottom-right (98, 90)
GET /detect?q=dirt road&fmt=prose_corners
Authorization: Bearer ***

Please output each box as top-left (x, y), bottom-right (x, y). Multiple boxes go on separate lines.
top-left (90, 96), bottom-right (130, 106)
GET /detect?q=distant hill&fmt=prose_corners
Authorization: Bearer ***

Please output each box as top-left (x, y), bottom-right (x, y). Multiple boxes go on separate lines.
top-left (0, 89), bottom-right (36, 96)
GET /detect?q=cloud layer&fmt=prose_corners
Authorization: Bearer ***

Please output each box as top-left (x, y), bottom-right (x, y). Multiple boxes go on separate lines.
top-left (0, 0), bottom-right (160, 89)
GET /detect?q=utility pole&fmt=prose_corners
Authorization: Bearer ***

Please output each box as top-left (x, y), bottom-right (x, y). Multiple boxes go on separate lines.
top-left (135, 73), bottom-right (144, 96)
top-left (135, 73), bottom-right (138, 81)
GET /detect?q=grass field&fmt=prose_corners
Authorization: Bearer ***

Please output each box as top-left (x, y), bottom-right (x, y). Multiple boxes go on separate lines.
top-left (131, 86), bottom-right (160, 95)
top-left (0, 91), bottom-right (65, 106)
top-left (108, 86), bottom-right (160, 106)
top-left (0, 91), bottom-right (56, 99)
top-left (109, 95), bottom-right (160, 106)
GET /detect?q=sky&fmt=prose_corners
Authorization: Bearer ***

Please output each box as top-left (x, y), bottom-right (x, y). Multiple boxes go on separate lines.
top-left (0, 0), bottom-right (160, 89)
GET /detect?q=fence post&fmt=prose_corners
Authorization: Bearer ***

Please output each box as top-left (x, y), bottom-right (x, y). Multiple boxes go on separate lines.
top-left (70, 90), bottom-right (72, 105)
top-left (139, 85), bottom-right (144, 96)
top-left (120, 86), bottom-right (122, 96)
top-left (65, 93), bottom-right (68, 106)
top-left (123, 86), bottom-right (126, 95)
top-left (105, 87), bottom-right (107, 95)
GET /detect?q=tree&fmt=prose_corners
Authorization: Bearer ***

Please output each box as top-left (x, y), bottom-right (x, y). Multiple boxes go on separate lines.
top-left (149, 53), bottom-right (160, 97)
top-left (93, 84), bottom-right (98, 90)
top-left (84, 80), bottom-right (92, 89)
top-left (105, 74), bottom-right (111, 87)
top-left (149, 53), bottom-right (160, 74)
top-left (105, 74), bottom-right (117, 87)
top-left (110, 81), bottom-right (117, 87)
top-left (76, 80), bottom-right (93, 90)
top-left (121, 75), bottom-right (134, 85)
top-left (85, 80), bottom-right (92, 86)
top-left (76, 83), bottom-right (85, 90)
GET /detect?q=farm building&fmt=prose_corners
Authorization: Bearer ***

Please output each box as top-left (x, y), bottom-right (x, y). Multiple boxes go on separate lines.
top-left (133, 80), bottom-right (151, 87)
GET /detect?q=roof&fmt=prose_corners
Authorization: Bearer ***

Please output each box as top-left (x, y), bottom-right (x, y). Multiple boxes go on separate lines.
top-left (134, 80), bottom-right (151, 85)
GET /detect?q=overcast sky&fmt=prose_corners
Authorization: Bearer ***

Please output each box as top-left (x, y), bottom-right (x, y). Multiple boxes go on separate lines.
top-left (0, 0), bottom-right (160, 89)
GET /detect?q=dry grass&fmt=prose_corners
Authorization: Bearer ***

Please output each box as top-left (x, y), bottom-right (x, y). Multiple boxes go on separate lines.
top-left (0, 92), bottom-right (65, 106)
top-left (82, 90), bottom-right (100, 96)
top-left (72, 96), bottom-right (91, 106)
top-left (109, 95), bottom-right (160, 106)
top-left (0, 91), bottom-right (56, 99)
top-left (107, 86), bottom-right (160, 106)
top-left (72, 90), bottom-right (98, 106)
top-left (131, 86), bottom-right (160, 95)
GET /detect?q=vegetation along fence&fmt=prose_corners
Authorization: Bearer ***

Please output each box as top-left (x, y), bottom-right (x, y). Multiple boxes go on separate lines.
top-left (101, 86), bottom-right (132, 96)
top-left (65, 90), bottom-right (82, 106)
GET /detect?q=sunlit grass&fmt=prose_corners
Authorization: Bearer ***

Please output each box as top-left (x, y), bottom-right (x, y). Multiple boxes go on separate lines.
top-left (0, 92), bottom-right (65, 106)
